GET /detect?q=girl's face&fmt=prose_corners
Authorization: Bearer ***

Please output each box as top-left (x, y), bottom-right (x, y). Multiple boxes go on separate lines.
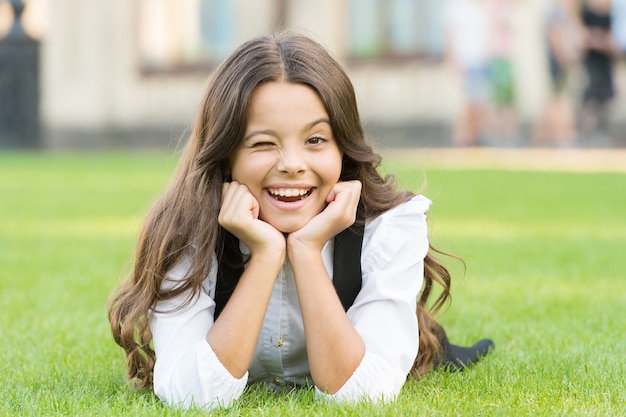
top-left (229, 81), bottom-right (343, 234)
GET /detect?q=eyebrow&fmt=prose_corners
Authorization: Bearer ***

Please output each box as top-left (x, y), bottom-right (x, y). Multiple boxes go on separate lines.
top-left (303, 118), bottom-right (331, 132)
top-left (243, 118), bottom-right (331, 141)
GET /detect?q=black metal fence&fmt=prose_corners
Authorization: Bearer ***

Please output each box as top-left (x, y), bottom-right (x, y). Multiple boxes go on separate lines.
top-left (0, 0), bottom-right (40, 148)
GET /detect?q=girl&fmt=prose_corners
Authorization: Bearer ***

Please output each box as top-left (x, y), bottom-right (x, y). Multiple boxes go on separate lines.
top-left (108, 31), bottom-right (493, 410)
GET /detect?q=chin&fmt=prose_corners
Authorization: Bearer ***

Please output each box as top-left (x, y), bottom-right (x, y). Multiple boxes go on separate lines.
top-left (273, 223), bottom-right (305, 234)
top-left (261, 208), bottom-right (320, 234)
top-left (265, 218), bottom-right (309, 234)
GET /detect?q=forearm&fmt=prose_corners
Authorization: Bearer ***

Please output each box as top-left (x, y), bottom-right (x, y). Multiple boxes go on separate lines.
top-left (206, 250), bottom-right (283, 378)
top-left (290, 249), bottom-right (365, 394)
top-left (153, 339), bottom-right (248, 409)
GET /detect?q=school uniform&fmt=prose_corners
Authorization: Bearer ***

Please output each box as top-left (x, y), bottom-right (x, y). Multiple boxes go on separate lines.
top-left (149, 195), bottom-right (431, 409)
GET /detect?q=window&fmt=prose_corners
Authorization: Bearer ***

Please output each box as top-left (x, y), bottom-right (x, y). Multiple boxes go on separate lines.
top-left (137, 0), bottom-right (280, 72)
top-left (348, 0), bottom-right (444, 61)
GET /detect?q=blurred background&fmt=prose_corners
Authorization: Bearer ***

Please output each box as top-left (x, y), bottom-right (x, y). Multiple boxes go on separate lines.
top-left (1, 0), bottom-right (625, 150)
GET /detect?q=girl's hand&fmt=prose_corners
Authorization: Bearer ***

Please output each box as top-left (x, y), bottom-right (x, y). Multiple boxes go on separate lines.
top-left (286, 180), bottom-right (365, 391)
top-left (219, 181), bottom-right (286, 258)
top-left (287, 180), bottom-right (362, 254)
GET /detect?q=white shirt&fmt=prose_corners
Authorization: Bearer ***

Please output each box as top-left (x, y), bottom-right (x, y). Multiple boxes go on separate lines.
top-left (444, 0), bottom-right (491, 68)
top-left (149, 195), bottom-right (431, 409)
top-left (613, 0), bottom-right (626, 51)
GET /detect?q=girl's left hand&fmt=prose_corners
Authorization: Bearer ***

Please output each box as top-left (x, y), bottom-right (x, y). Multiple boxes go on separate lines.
top-left (287, 180), bottom-right (362, 253)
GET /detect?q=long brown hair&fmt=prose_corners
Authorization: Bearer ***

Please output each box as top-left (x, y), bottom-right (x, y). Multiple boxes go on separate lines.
top-left (107, 31), bottom-right (452, 389)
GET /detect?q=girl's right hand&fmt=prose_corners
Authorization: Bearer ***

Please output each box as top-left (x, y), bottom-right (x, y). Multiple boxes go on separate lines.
top-left (219, 181), bottom-right (286, 258)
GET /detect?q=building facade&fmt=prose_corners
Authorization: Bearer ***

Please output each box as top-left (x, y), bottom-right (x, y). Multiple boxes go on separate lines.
top-left (4, 0), bottom-right (625, 147)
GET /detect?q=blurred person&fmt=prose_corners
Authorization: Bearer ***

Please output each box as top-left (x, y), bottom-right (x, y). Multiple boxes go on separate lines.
top-left (534, 0), bottom-right (584, 146)
top-left (611, 0), bottom-right (626, 56)
top-left (579, 0), bottom-right (618, 145)
top-left (485, 0), bottom-right (519, 146)
top-left (444, 0), bottom-right (491, 146)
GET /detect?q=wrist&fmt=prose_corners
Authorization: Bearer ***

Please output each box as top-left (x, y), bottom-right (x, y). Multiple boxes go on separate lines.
top-left (286, 236), bottom-right (323, 265)
top-left (249, 244), bottom-right (286, 270)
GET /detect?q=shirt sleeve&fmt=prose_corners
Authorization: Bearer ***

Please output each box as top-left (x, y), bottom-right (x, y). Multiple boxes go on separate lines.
top-left (149, 254), bottom-right (248, 409)
top-left (317, 195), bottom-right (431, 403)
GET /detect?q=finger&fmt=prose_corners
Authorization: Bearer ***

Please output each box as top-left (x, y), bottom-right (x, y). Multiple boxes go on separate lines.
top-left (325, 187), bottom-right (337, 204)
top-left (220, 182), bottom-right (239, 221)
top-left (220, 181), bottom-right (246, 223)
top-left (220, 182), bottom-right (260, 227)
top-left (327, 180), bottom-right (361, 206)
top-left (330, 181), bottom-right (361, 225)
top-left (221, 180), bottom-right (241, 204)
top-left (347, 180), bottom-right (362, 206)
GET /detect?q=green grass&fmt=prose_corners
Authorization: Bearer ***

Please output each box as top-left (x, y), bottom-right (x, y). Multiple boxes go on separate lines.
top-left (1, 152), bottom-right (624, 416)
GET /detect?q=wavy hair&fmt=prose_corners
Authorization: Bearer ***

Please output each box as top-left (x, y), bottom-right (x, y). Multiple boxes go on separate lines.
top-left (107, 31), bottom-right (452, 388)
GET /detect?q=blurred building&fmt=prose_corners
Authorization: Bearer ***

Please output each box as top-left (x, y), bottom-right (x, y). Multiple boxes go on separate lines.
top-left (2, 0), bottom-right (625, 148)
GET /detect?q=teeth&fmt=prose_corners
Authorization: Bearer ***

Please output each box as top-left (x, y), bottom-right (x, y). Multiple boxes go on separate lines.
top-left (269, 188), bottom-right (309, 197)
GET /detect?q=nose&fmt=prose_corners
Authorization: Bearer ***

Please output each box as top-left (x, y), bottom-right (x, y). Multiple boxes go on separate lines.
top-left (277, 145), bottom-right (306, 175)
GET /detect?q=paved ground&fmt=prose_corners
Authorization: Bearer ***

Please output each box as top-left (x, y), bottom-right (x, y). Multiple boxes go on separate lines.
top-left (381, 147), bottom-right (626, 173)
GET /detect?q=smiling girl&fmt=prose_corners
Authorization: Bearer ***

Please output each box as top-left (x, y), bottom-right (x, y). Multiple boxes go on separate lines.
top-left (108, 31), bottom-right (492, 410)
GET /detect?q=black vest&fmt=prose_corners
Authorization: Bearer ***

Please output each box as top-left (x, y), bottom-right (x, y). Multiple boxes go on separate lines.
top-left (214, 223), bottom-right (365, 319)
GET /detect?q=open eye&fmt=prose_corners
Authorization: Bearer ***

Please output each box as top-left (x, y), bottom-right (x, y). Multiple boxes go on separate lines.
top-left (306, 136), bottom-right (326, 145)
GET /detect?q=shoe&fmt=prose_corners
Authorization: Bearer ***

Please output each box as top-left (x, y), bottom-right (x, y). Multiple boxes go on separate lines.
top-left (434, 326), bottom-right (495, 371)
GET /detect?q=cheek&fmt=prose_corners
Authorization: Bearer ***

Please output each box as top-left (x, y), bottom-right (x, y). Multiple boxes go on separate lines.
top-left (322, 153), bottom-right (343, 183)
top-left (231, 154), bottom-right (273, 183)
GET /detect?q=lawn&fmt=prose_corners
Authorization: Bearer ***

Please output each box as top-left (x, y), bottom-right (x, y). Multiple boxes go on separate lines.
top-left (1, 151), bottom-right (624, 416)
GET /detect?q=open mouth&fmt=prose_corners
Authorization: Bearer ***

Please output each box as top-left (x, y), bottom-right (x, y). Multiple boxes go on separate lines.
top-left (267, 187), bottom-right (313, 203)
